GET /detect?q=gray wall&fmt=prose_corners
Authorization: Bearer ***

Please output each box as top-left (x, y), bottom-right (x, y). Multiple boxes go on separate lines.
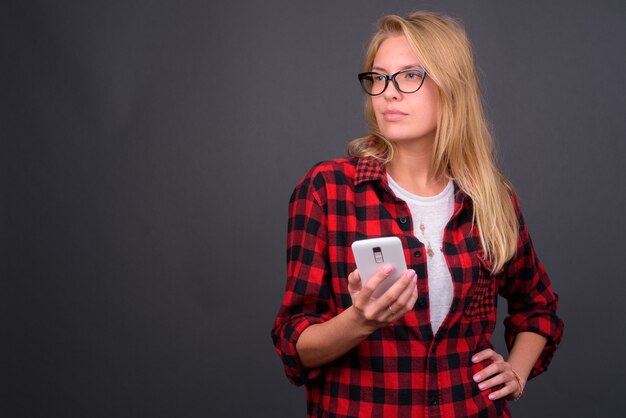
top-left (3, 1), bottom-right (625, 417)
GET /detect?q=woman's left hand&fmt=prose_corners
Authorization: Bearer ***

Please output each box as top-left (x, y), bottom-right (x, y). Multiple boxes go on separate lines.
top-left (471, 349), bottom-right (525, 401)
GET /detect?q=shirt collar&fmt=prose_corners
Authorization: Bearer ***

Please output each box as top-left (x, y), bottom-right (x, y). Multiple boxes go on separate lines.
top-left (354, 156), bottom-right (471, 211)
top-left (354, 157), bottom-right (386, 186)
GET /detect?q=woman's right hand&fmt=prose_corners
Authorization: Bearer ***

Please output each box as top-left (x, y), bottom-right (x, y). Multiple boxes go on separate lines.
top-left (348, 266), bottom-right (418, 330)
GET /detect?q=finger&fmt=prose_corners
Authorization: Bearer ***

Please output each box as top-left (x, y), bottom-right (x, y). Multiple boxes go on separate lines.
top-left (487, 380), bottom-right (518, 401)
top-left (359, 264), bottom-right (396, 300)
top-left (473, 362), bottom-right (507, 383)
top-left (386, 282), bottom-right (418, 322)
top-left (472, 349), bottom-right (499, 363)
top-left (391, 270), bottom-right (417, 309)
top-left (372, 270), bottom-right (415, 313)
top-left (348, 270), bottom-right (363, 293)
top-left (476, 370), bottom-right (508, 391)
top-left (407, 284), bottom-right (419, 308)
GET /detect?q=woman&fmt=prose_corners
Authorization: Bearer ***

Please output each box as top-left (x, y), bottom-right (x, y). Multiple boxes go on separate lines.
top-left (272, 11), bottom-right (563, 417)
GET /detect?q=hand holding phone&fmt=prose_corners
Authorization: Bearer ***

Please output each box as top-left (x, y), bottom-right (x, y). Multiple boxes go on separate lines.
top-left (351, 237), bottom-right (408, 298)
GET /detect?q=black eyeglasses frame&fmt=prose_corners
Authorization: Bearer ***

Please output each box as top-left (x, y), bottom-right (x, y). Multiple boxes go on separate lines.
top-left (357, 68), bottom-right (428, 96)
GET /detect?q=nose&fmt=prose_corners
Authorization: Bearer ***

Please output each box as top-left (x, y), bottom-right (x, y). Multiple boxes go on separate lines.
top-left (382, 79), bottom-right (401, 101)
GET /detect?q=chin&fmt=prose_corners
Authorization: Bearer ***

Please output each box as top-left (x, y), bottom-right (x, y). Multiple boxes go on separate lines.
top-left (381, 130), bottom-right (421, 142)
top-left (379, 126), bottom-right (436, 143)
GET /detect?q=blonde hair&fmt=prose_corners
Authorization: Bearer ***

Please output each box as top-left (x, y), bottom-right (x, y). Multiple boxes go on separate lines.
top-left (347, 11), bottom-right (519, 272)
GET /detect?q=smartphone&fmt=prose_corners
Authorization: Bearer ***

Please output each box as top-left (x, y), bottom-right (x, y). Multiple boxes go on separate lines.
top-left (351, 236), bottom-right (408, 298)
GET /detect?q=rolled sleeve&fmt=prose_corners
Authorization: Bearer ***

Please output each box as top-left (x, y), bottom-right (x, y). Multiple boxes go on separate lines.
top-left (272, 314), bottom-right (326, 385)
top-left (499, 198), bottom-right (564, 379)
top-left (271, 168), bottom-right (335, 386)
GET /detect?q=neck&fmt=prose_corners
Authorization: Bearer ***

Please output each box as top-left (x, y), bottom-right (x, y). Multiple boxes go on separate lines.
top-left (386, 139), bottom-right (447, 197)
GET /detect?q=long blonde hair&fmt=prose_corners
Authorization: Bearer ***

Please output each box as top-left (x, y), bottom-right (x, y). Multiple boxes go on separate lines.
top-left (348, 11), bottom-right (518, 272)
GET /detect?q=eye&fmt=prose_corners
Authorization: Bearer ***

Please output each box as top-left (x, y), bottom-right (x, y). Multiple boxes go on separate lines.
top-left (403, 70), bottom-right (423, 80)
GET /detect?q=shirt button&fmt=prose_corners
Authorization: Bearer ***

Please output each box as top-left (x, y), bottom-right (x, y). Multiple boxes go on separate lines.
top-left (413, 250), bottom-right (421, 257)
top-left (417, 296), bottom-right (427, 308)
top-left (429, 396), bottom-right (438, 406)
top-left (399, 217), bottom-right (407, 224)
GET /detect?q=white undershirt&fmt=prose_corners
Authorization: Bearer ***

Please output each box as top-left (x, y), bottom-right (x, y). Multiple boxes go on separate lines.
top-left (387, 175), bottom-right (455, 334)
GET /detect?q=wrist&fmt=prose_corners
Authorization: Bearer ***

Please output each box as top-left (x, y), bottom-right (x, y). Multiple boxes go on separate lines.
top-left (510, 368), bottom-right (525, 401)
top-left (345, 306), bottom-right (379, 336)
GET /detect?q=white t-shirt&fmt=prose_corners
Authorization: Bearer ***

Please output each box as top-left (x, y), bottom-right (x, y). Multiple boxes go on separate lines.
top-left (387, 176), bottom-right (455, 334)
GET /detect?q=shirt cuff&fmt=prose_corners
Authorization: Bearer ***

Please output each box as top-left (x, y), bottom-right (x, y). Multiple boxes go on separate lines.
top-left (273, 314), bottom-right (326, 386)
top-left (504, 310), bottom-right (564, 379)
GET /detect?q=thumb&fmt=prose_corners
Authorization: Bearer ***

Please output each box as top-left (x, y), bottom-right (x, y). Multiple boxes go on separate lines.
top-left (348, 270), bottom-right (363, 294)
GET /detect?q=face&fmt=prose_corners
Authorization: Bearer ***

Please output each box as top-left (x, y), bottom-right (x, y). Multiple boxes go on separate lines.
top-left (370, 35), bottom-right (440, 146)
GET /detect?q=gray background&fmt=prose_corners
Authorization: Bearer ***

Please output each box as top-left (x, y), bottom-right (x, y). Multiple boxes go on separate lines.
top-left (2, 1), bottom-right (625, 417)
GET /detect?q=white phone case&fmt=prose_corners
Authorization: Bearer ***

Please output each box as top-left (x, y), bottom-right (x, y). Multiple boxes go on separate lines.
top-left (351, 236), bottom-right (408, 298)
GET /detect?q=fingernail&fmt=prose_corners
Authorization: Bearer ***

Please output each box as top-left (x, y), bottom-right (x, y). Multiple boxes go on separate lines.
top-left (407, 269), bottom-right (416, 280)
top-left (488, 394), bottom-right (496, 400)
top-left (383, 265), bottom-right (394, 275)
top-left (472, 356), bottom-right (478, 362)
top-left (473, 374), bottom-right (481, 382)
top-left (478, 383), bottom-right (486, 390)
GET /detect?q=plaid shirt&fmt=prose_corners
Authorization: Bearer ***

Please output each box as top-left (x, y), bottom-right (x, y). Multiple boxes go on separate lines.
top-left (272, 157), bottom-right (563, 418)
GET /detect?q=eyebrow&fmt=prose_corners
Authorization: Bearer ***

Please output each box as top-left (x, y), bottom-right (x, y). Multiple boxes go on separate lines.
top-left (371, 65), bottom-right (421, 73)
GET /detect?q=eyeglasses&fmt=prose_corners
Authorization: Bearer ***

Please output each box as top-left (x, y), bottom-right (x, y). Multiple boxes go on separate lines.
top-left (358, 68), bottom-right (427, 96)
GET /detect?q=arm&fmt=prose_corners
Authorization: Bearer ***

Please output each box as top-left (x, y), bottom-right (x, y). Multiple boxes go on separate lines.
top-left (473, 196), bottom-right (563, 400)
top-left (272, 166), bottom-right (418, 384)
top-left (297, 267), bottom-right (418, 369)
top-left (507, 332), bottom-right (548, 389)
top-left (500, 198), bottom-right (564, 379)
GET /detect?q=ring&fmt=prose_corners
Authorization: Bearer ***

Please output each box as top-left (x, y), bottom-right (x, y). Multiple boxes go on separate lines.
top-left (388, 305), bottom-right (395, 315)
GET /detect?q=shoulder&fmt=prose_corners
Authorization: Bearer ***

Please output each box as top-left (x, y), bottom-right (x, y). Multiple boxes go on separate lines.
top-left (289, 158), bottom-right (358, 207)
top-left (296, 157), bottom-right (358, 190)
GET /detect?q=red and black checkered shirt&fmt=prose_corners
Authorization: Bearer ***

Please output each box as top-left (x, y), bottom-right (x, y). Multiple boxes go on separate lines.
top-left (272, 157), bottom-right (563, 417)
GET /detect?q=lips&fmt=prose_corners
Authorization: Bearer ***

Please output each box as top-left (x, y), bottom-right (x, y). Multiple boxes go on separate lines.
top-left (382, 109), bottom-right (408, 122)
